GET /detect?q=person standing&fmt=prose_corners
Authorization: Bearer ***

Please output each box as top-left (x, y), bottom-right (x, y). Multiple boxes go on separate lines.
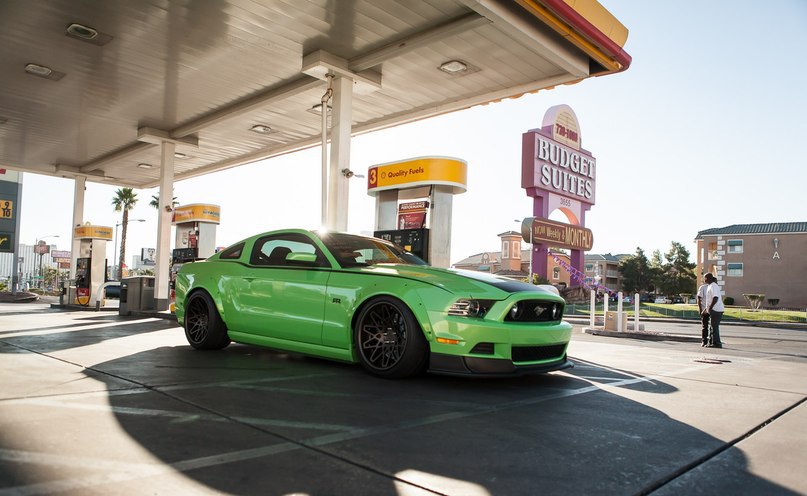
top-left (702, 273), bottom-right (725, 348)
top-left (697, 278), bottom-right (710, 347)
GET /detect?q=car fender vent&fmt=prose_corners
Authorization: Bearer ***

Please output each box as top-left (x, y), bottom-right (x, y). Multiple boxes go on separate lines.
top-left (470, 342), bottom-right (495, 355)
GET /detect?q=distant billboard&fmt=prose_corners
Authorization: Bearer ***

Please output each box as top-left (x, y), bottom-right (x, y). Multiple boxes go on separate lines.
top-left (141, 248), bottom-right (156, 265)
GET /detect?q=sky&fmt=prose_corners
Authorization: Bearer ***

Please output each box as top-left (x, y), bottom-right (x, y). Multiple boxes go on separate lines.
top-left (12, 0), bottom-right (807, 267)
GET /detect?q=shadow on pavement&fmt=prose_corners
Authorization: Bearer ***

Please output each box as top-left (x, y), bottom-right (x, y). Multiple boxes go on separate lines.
top-left (0, 324), bottom-right (798, 495)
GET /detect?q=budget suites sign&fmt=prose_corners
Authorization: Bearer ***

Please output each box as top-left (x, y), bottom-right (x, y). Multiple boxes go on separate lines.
top-left (521, 105), bottom-right (596, 205)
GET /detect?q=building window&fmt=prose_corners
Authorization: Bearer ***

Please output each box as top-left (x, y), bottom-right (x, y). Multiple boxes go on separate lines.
top-left (552, 267), bottom-right (560, 280)
top-left (727, 263), bottom-right (743, 277)
top-left (512, 241), bottom-right (520, 259)
top-left (585, 263), bottom-right (594, 272)
top-left (727, 240), bottom-right (743, 253)
top-left (501, 241), bottom-right (509, 259)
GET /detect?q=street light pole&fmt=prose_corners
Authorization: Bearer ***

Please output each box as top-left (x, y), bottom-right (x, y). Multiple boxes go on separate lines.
top-left (114, 219), bottom-right (145, 280)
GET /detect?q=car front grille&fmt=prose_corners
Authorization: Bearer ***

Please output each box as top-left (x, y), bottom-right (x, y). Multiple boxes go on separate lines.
top-left (511, 344), bottom-right (566, 363)
top-left (504, 300), bottom-right (563, 322)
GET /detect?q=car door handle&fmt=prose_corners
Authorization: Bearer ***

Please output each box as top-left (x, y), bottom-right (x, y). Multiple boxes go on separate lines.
top-left (243, 277), bottom-right (255, 282)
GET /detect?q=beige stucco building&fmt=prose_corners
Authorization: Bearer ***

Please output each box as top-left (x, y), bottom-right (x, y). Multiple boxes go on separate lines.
top-left (695, 223), bottom-right (807, 309)
top-left (452, 231), bottom-right (571, 287)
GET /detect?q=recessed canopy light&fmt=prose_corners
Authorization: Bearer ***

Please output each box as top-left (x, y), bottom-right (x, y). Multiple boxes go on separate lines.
top-left (24, 63), bottom-right (65, 81)
top-left (66, 23), bottom-right (98, 40)
top-left (65, 22), bottom-right (112, 45)
top-left (137, 163), bottom-right (153, 169)
top-left (250, 124), bottom-right (273, 134)
top-left (25, 63), bottom-right (53, 77)
top-left (174, 152), bottom-right (188, 159)
top-left (439, 60), bottom-right (468, 74)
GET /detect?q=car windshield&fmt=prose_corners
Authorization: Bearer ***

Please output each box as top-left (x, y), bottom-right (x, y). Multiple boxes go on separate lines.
top-left (317, 232), bottom-right (428, 268)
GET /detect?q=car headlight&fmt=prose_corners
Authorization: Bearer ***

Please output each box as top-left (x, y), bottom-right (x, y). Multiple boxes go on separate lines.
top-left (509, 302), bottom-right (523, 320)
top-left (448, 299), bottom-right (495, 318)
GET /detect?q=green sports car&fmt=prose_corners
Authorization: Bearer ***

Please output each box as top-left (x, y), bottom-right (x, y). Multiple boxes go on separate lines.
top-left (175, 229), bottom-right (573, 378)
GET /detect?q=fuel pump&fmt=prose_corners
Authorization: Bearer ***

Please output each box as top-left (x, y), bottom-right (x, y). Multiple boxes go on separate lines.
top-left (70, 224), bottom-right (112, 306)
top-left (170, 204), bottom-right (220, 310)
top-left (368, 157), bottom-right (467, 267)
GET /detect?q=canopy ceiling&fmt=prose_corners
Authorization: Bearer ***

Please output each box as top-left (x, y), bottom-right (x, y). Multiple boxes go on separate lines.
top-left (0, 0), bottom-right (629, 189)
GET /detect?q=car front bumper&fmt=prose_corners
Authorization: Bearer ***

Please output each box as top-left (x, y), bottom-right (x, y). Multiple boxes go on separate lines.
top-left (428, 352), bottom-right (573, 376)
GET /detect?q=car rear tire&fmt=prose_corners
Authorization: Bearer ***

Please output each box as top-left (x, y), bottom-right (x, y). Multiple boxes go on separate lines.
top-left (354, 296), bottom-right (428, 378)
top-left (184, 291), bottom-right (231, 350)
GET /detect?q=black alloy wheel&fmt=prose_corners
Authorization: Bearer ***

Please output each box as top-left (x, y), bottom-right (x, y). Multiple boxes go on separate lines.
top-left (184, 291), bottom-right (230, 350)
top-left (355, 297), bottom-right (427, 378)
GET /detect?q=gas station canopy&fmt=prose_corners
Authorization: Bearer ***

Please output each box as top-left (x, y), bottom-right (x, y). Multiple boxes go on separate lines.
top-left (0, 0), bottom-right (629, 189)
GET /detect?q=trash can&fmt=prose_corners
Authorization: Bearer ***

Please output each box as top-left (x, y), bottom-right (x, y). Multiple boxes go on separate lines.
top-left (605, 311), bottom-right (628, 331)
top-left (119, 276), bottom-right (155, 315)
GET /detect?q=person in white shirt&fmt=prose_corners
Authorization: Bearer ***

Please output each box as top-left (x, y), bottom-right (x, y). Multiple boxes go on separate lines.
top-left (696, 280), bottom-right (710, 347)
top-left (702, 273), bottom-right (725, 348)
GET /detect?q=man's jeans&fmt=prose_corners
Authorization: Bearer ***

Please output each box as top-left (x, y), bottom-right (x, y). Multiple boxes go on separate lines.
top-left (701, 312), bottom-right (710, 344)
top-left (709, 310), bottom-right (723, 346)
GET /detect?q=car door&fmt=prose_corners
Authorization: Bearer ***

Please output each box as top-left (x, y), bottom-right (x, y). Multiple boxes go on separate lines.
top-left (228, 233), bottom-right (332, 345)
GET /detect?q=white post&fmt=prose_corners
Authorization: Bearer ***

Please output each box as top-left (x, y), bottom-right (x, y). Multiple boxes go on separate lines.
top-left (70, 176), bottom-right (86, 281)
top-left (603, 293), bottom-right (609, 322)
top-left (112, 223), bottom-right (119, 280)
top-left (154, 141), bottom-right (175, 310)
top-left (326, 75), bottom-right (353, 231)
top-left (634, 292), bottom-right (640, 333)
top-left (617, 291), bottom-right (624, 332)
top-left (589, 287), bottom-right (596, 330)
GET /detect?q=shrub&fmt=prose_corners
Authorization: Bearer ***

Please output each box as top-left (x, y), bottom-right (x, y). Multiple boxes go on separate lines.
top-left (723, 296), bottom-right (734, 306)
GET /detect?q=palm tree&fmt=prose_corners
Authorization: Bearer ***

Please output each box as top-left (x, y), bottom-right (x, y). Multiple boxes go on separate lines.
top-left (150, 194), bottom-right (178, 210)
top-left (112, 188), bottom-right (139, 279)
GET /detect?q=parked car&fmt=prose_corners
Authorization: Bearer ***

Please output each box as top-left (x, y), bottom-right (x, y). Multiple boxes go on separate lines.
top-left (654, 296), bottom-right (672, 304)
top-left (175, 229), bottom-right (574, 378)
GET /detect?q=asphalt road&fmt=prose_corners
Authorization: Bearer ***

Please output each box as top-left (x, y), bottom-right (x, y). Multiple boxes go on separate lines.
top-left (1, 303), bottom-right (805, 495)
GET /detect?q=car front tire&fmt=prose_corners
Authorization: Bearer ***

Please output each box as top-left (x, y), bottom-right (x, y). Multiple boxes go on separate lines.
top-left (354, 296), bottom-right (428, 379)
top-left (184, 291), bottom-right (231, 350)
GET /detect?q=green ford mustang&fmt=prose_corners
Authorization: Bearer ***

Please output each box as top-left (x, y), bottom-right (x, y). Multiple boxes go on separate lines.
top-left (175, 229), bottom-right (573, 378)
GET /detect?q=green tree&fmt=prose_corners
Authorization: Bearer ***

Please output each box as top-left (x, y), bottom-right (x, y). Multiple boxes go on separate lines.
top-left (649, 249), bottom-right (664, 293)
top-left (150, 194), bottom-right (178, 210)
top-left (112, 188), bottom-right (139, 279)
top-left (656, 241), bottom-right (697, 296)
top-left (619, 247), bottom-right (653, 294)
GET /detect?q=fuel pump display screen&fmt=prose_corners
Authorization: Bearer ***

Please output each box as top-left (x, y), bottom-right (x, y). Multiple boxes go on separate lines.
top-left (374, 228), bottom-right (429, 263)
top-left (172, 248), bottom-right (198, 263)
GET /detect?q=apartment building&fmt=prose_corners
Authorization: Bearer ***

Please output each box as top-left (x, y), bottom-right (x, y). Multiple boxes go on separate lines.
top-left (695, 223), bottom-right (807, 309)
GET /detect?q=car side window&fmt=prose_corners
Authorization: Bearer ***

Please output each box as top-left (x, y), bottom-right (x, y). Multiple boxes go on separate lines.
top-left (250, 234), bottom-right (329, 267)
top-left (218, 242), bottom-right (245, 260)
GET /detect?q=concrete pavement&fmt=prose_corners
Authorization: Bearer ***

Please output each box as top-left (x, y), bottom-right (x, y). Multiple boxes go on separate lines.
top-left (1, 302), bottom-right (805, 495)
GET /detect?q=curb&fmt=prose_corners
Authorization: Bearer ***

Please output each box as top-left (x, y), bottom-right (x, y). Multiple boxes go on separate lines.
top-left (566, 316), bottom-right (807, 331)
top-left (581, 327), bottom-right (700, 342)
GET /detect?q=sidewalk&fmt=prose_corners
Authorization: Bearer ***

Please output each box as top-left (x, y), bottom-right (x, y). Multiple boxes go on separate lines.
top-left (566, 314), bottom-right (807, 343)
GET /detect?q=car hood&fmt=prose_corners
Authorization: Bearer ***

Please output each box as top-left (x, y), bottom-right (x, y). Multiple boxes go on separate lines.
top-left (354, 264), bottom-right (560, 299)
